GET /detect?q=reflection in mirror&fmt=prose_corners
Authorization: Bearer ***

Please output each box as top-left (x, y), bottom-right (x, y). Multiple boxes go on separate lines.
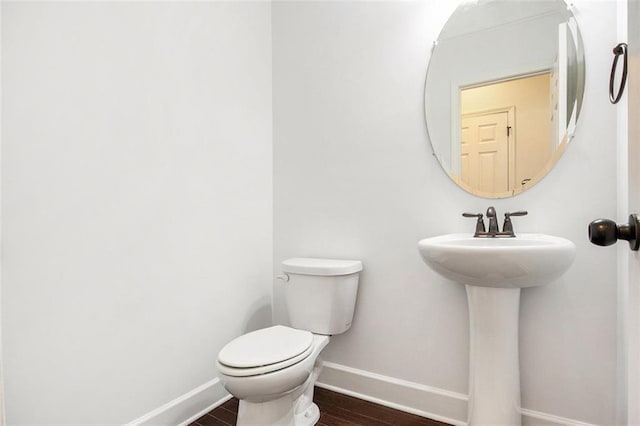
top-left (425, 0), bottom-right (584, 198)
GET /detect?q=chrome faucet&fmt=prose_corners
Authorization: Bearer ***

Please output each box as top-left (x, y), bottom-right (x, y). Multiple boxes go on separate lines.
top-left (462, 207), bottom-right (528, 237)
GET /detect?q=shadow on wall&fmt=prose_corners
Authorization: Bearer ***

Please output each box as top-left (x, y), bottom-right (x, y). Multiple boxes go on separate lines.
top-left (243, 295), bottom-right (273, 333)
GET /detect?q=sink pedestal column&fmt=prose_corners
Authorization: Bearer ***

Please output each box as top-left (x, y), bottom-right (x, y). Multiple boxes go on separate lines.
top-left (465, 285), bottom-right (521, 426)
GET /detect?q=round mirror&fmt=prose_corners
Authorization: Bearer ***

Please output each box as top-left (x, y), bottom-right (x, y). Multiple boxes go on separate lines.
top-left (425, 0), bottom-right (584, 198)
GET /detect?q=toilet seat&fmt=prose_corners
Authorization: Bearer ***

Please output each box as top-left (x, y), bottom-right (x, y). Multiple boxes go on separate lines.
top-left (217, 325), bottom-right (314, 377)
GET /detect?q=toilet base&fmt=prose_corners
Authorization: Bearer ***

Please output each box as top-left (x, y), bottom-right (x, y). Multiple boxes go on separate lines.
top-left (236, 396), bottom-right (320, 426)
top-left (235, 360), bottom-right (324, 426)
top-left (237, 393), bottom-right (296, 426)
top-left (294, 402), bottom-right (320, 426)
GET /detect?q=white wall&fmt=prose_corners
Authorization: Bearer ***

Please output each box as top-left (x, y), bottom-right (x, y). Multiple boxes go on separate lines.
top-left (273, 1), bottom-right (618, 424)
top-left (1, 2), bottom-right (272, 424)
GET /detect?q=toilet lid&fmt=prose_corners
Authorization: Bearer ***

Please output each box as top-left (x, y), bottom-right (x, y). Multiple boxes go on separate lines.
top-left (282, 258), bottom-right (362, 276)
top-left (218, 325), bottom-right (313, 369)
top-left (216, 344), bottom-right (314, 377)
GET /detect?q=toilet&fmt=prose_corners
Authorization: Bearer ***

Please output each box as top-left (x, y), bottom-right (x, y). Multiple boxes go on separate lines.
top-left (216, 258), bottom-right (362, 426)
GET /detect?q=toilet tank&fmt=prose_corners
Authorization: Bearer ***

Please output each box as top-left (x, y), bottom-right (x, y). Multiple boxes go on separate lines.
top-left (282, 258), bottom-right (362, 335)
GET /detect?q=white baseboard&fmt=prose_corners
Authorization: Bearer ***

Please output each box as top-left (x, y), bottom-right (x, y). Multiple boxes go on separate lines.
top-left (316, 361), bottom-right (598, 426)
top-left (520, 409), bottom-right (599, 426)
top-left (316, 361), bottom-right (468, 426)
top-left (126, 378), bottom-right (230, 426)
top-left (123, 363), bottom-right (600, 426)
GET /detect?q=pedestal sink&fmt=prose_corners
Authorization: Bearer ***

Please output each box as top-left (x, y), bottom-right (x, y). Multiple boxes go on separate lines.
top-left (418, 233), bottom-right (576, 426)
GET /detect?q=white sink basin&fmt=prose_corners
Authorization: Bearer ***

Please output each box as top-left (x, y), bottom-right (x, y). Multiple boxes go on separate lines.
top-left (418, 233), bottom-right (576, 288)
top-left (418, 232), bottom-right (576, 425)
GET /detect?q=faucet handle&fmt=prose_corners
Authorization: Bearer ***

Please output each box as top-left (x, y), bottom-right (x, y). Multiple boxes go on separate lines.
top-left (503, 211), bottom-right (528, 236)
top-left (462, 212), bottom-right (486, 236)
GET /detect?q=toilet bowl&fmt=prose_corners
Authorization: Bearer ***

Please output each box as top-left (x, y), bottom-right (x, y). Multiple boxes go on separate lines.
top-left (217, 326), bottom-right (330, 425)
top-left (216, 258), bottom-right (362, 426)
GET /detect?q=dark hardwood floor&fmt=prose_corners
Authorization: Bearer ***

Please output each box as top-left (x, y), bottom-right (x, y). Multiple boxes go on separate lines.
top-left (190, 387), bottom-right (451, 426)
